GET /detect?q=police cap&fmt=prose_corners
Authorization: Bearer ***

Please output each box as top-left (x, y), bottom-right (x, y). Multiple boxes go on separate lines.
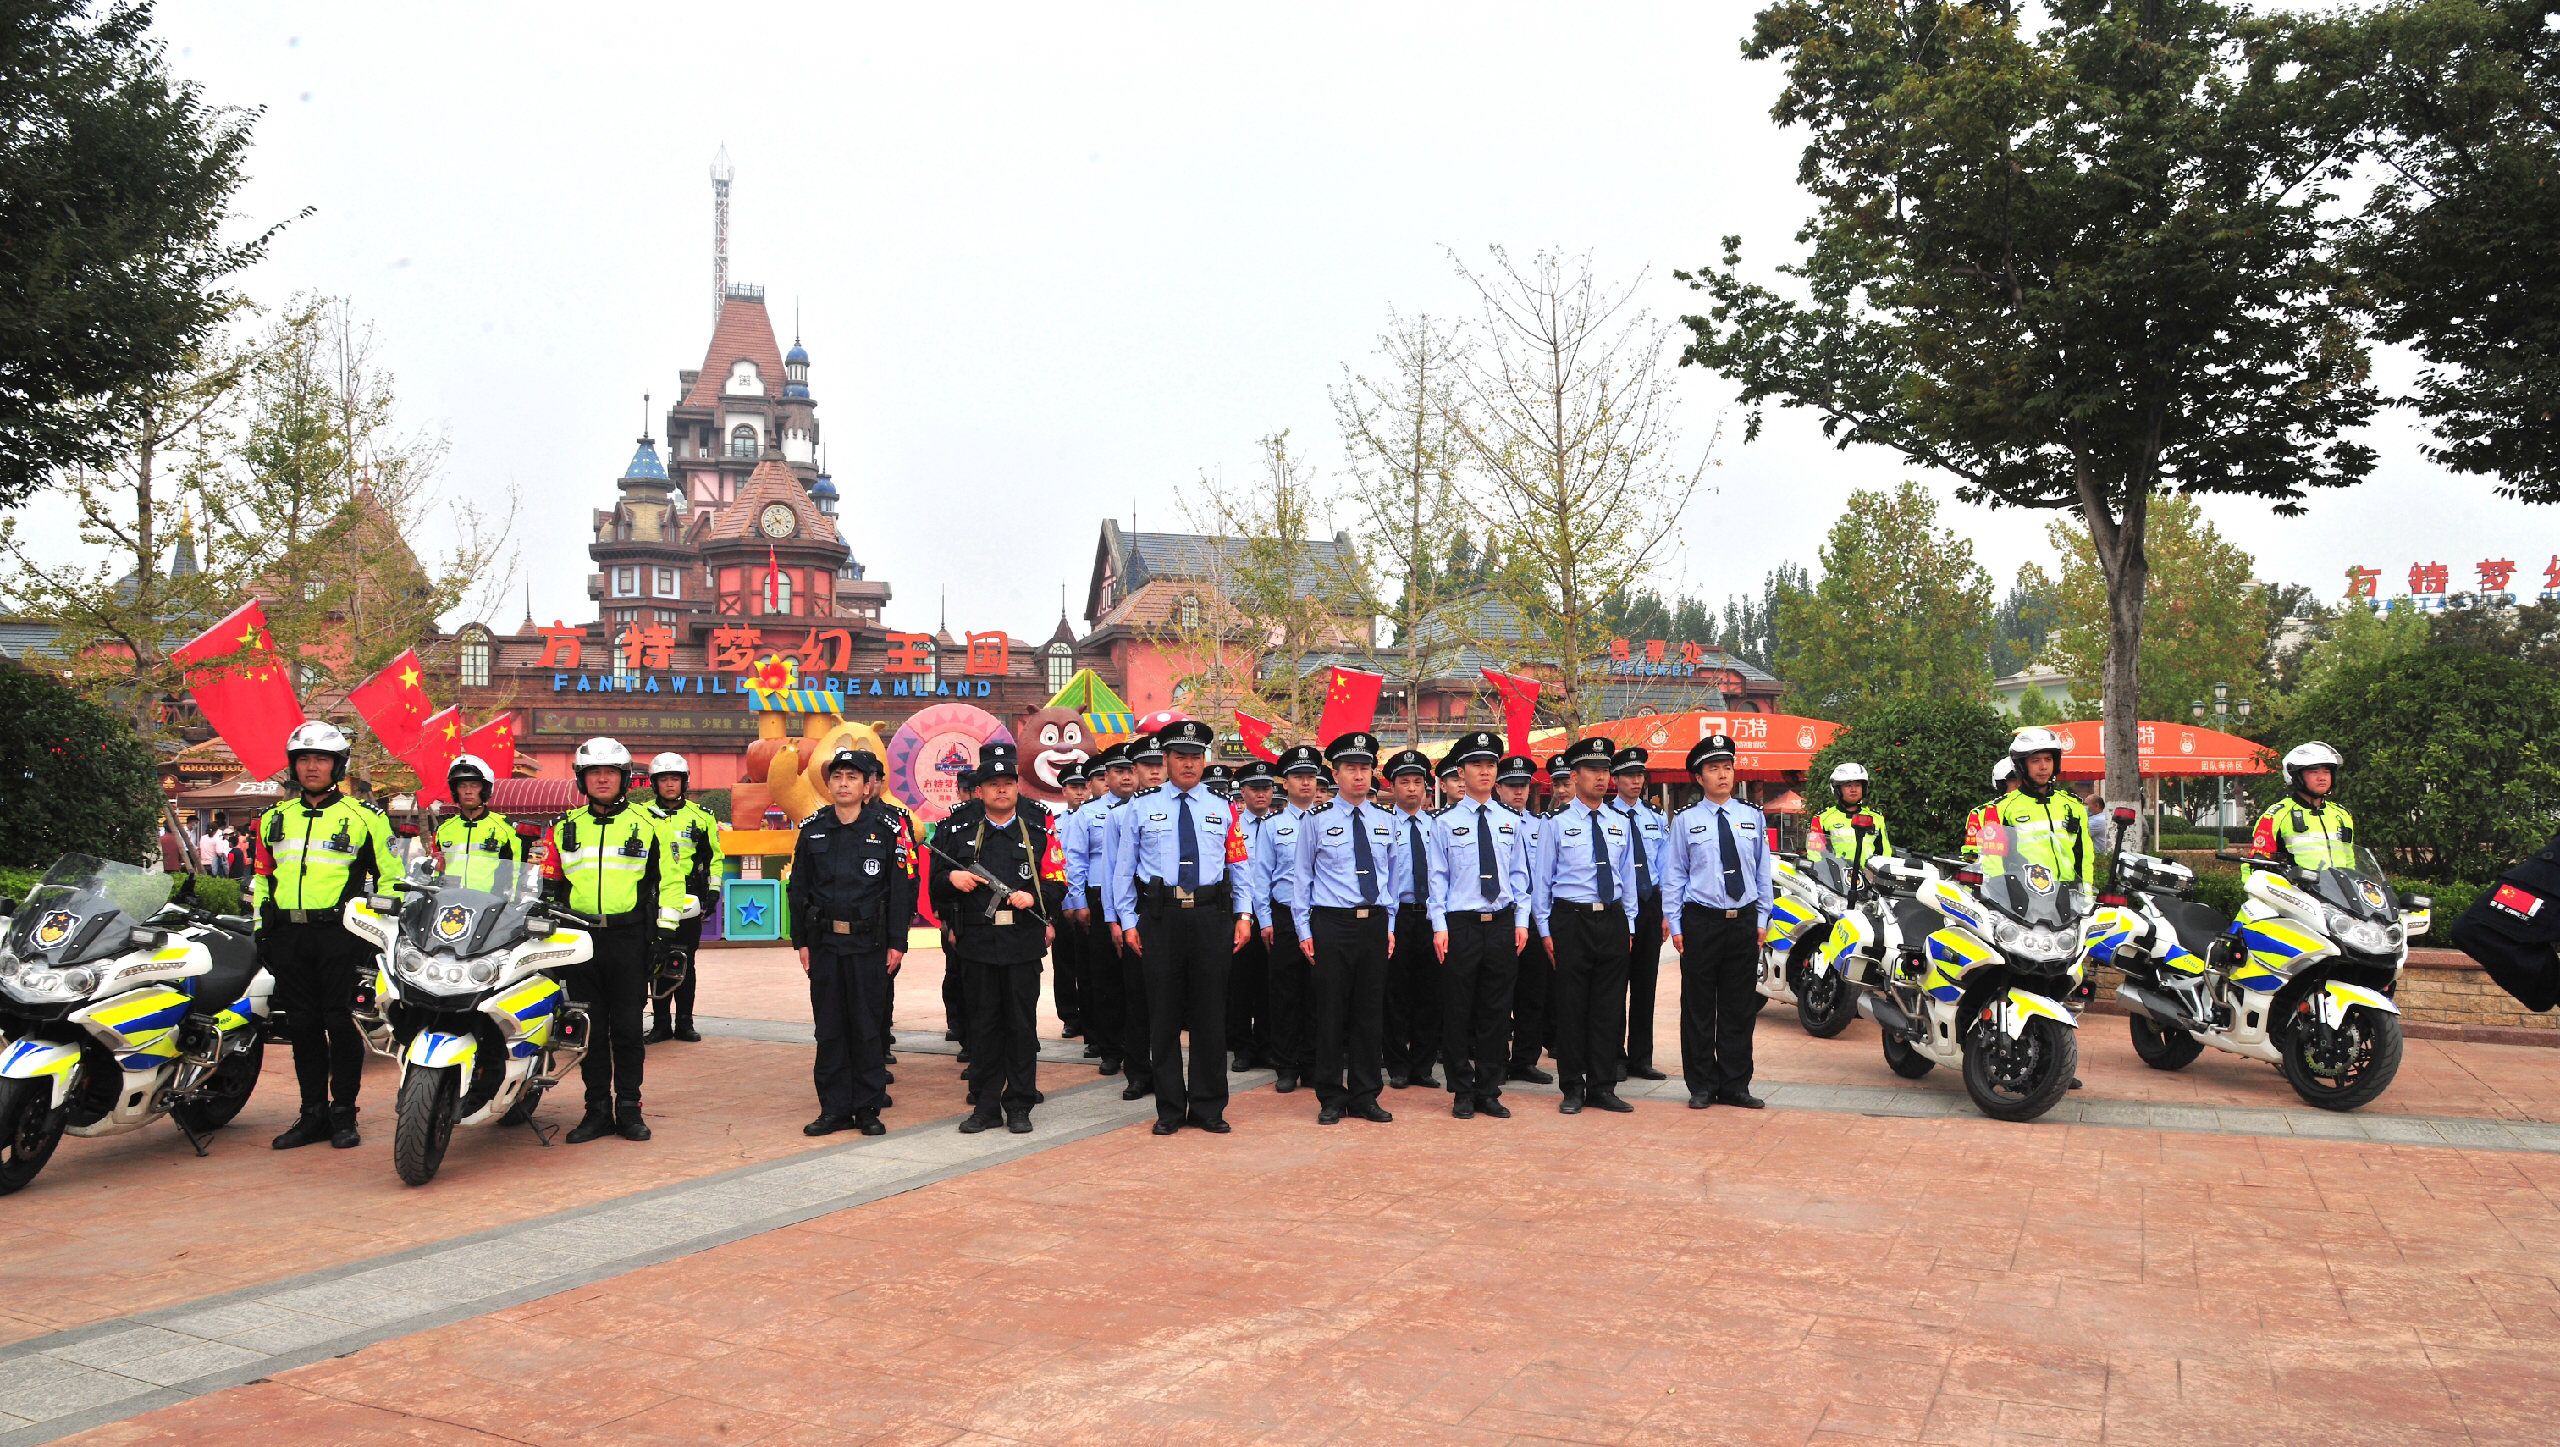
top-left (1561, 736), bottom-right (1616, 772)
top-left (1497, 754), bottom-right (1538, 784)
top-left (1276, 744), bottom-right (1323, 776)
top-left (825, 747), bottom-right (882, 779)
top-left (1382, 748), bottom-right (1431, 780)
top-left (1324, 731), bottom-right (1379, 765)
top-left (1685, 733), bottom-right (1738, 773)
top-left (1237, 760), bottom-right (1278, 786)
top-left (1449, 730), bottom-right (1503, 767)
top-left (1128, 732), bottom-right (1166, 764)
top-left (1611, 746), bottom-right (1650, 777)
top-left (975, 744), bottom-right (1018, 781)
top-left (1158, 719), bottom-right (1215, 754)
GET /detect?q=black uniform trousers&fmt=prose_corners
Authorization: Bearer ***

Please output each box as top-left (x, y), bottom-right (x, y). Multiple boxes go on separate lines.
top-left (564, 924), bottom-right (649, 1108)
top-left (1625, 892), bottom-right (1664, 1075)
top-left (1226, 913), bottom-right (1269, 1066)
top-left (1265, 911), bottom-right (1311, 1076)
top-left (1385, 902), bottom-right (1440, 1081)
top-left (1136, 902), bottom-right (1232, 1124)
top-left (262, 919), bottom-right (369, 1110)
top-left (1309, 906), bottom-right (1389, 1111)
top-left (1548, 904), bottom-right (1629, 1094)
top-left (959, 950), bottom-right (1040, 1115)
top-left (1081, 888), bottom-right (1126, 1067)
top-left (1510, 926), bottom-right (1554, 1071)
top-left (808, 938), bottom-right (890, 1117)
top-left (1679, 903), bottom-right (1762, 1097)
top-left (1051, 897), bottom-right (1085, 1034)
top-left (1440, 907), bottom-right (1518, 1100)
top-left (940, 931), bottom-right (967, 1045)
top-left (652, 915), bottom-right (704, 1032)
top-left (1119, 908), bottom-right (1154, 1092)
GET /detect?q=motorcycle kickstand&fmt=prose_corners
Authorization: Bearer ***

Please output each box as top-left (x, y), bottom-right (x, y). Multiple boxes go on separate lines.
top-left (519, 1112), bottom-right (558, 1147)
top-left (171, 1106), bottom-right (211, 1158)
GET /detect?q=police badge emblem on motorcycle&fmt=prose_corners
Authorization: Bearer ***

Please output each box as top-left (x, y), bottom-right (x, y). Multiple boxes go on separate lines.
top-left (2356, 879), bottom-right (2388, 910)
top-left (2023, 863), bottom-right (2056, 894)
top-left (434, 904), bottom-right (472, 942)
top-left (32, 910), bottom-right (73, 949)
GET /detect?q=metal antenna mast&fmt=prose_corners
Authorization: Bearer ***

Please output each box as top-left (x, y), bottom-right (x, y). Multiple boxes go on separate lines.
top-left (710, 145), bottom-right (734, 326)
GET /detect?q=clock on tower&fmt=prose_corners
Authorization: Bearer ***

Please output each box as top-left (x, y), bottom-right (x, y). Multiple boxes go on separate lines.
top-left (758, 503), bottom-right (797, 539)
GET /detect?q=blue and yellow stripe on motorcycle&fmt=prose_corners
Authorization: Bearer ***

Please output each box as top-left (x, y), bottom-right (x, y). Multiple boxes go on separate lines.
top-left (486, 975), bottom-right (561, 1046)
top-left (2229, 957), bottom-right (2288, 993)
top-left (0, 1038), bottom-right (83, 1107)
top-left (1927, 881), bottom-right (1980, 935)
top-left (2082, 906), bottom-right (2137, 964)
top-left (1920, 929), bottom-right (1988, 1001)
top-left (405, 1031), bottom-right (477, 1070)
top-left (2317, 980), bottom-right (2399, 1027)
top-left (73, 987), bottom-right (191, 1054)
top-left (2240, 917), bottom-right (2323, 965)
top-left (2158, 943), bottom-right (2210, 978)
top-left (1814, 914), bottom-right (1868, 977)
top-left (1998, 988), bottom-right (2079, 1037)
top-left (1763, 896), bottom-right (1816, 950)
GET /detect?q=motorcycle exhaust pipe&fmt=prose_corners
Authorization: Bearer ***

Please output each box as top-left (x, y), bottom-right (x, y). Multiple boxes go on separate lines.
top-left (2113, 980), bottom-right (2207, 1036)
top-left (1856, 991), bottom-right (1921, 1038)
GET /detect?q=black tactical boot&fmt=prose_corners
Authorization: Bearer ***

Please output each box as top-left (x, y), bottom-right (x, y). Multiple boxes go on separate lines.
top-left (328, 1104), bottom-right (361, 1148)
top-left (271, 1105), bottom-right (331, 1150)
top-left (565, 1104), bottom-right (615, 1143)
top-left (615, 1101), bottom-right (651, 1141)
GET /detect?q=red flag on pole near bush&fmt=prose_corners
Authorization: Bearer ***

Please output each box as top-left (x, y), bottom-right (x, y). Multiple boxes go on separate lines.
top-left (1481, 668), bottom-right (1542, 758)
top-left (458, 712), bottom-right (518, 782)
top-left (172, 601), bottom-right (303, 780)
top-left (404, 706), bottom-right (466, 808)
top-left (1313, 667), bottom-right (1383, 746)
top-left (1233, 710), bottom-right (1279, 763)
top-left (348, 647), bottom-right (434, 758)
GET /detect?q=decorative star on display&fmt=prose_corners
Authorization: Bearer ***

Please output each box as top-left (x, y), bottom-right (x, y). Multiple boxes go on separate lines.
top-left (399, 664), bottom-right (422, 690)
top-left (736, 898), bottom-right (765, 926)
top-left (236, 622), bottom-right (260, 651)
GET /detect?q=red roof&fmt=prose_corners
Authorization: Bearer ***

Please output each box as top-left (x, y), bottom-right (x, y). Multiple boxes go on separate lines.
top-left (682, 296), bottom-right (790, 411)
top-left (704, 456), bottom-right (837, 549)
top-left (490, 777), bottom-right (579, 817)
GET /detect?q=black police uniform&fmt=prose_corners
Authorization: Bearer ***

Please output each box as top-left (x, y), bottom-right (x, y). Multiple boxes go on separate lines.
top-left (934, 760), bottom-right (1052, 1127)
top-left (938, 783), bottom-right (984, 1053)
top-left (786, 786), bottom-right (915, 1125)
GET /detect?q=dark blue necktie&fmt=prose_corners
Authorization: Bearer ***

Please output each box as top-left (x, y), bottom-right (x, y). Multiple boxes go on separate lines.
top-left (1589, 807), bottom-right (1615, 906)
top-left (1407, 818), bottom-right (1427, 905)
top-left (1624, 806), bottom-right (1653, 896)
top-left (1176, 790), bottom-right (1199, 889)
top-left (1717, 806), bottom-right (1745, 899)
top-left (1350, 804), bottom-right (1378, 904)
top-left (1476, 804), bottom-right (1498, 902)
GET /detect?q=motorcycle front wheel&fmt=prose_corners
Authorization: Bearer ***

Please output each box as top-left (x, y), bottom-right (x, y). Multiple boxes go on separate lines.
top-left (0, 1077), bottom-right (66, 1196)
top-left (2280, 1003), bottom-right (2402, 1112)
top-left (1794, 961), bottom-right (1857, 1039)
top-left (1963, 1013), bottom-right (2077, 1122)
top-left (2127, 1015), bottom-right (2203, 1072)
top-left (171, 1036), bottom-right (265, 1133)
top-left (393, 1064), bottom-right (461, 1187)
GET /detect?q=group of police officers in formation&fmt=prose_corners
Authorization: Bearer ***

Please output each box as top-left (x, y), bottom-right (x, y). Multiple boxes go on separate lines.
top-left (243, 710), bottom-right (2365, 1149)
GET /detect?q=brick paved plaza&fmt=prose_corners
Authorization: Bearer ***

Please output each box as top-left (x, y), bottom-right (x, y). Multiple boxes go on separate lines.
top-left (0, 947), bottom-right (2553, 1446)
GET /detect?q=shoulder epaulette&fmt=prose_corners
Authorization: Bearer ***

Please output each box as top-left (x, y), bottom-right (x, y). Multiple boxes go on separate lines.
top-left (1430, 802), bottom-right (1457, 817)
top-left (1107, 795), bottom-right (1130, 809)
top-left (796, 808), bottom-right (826, 828)
top-left (1308, 800), bottom-right (1336, 816)
top-left (357, 797), bottom-right (387, 815)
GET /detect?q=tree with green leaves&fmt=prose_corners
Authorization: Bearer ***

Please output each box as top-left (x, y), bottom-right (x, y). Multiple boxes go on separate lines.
top-left (1682, 0), bottom-right (2379, 849)
top-left (1808, 695), bottom-right (2016, 856)
top-left (1774, 480), bottom-right (1994, 718)
top-left (0, 658), bottom-right (158, 869)
top-left (1988, 578), bottom-right (2060, 679)
top-left (2277, 599), bottom-right (2433, 712)
top-left (0, 1), bottom-right (295, 509)
top-left (1718, 564), bottom-right (1807, 673)
top-left (2023, 493), bottom-right (2263, 723)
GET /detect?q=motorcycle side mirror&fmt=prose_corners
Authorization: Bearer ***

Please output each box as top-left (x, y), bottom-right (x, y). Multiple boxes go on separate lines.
top-left (126, 925), bottom-right (167, 949)
top-left (174, 873), bottom-right (199, 903)
top-left (1852, 814), bottom-right (1874, 830)
top-left (2112, 807), bottom-right (2137, 825)
top-left (0, 896), bottom-right (14, 918)
top-left (366, 894), bottom-right (399, 913)
top-left (395, 822), bottom-right (422, 838)
top-left (515, 821), bottom-right (541, 839)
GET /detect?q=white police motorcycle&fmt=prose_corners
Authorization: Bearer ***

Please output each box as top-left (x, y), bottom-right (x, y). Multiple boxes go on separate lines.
top-left (1762, 819), bottom-right (1935, 1037)
top-left (0, 857), bottom-right (272, 1193)
top-left (343, 839), bottom-right (594, 1185)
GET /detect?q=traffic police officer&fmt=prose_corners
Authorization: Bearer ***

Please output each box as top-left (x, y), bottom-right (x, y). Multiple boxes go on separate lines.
top-left (937, 744), bottom-right (1057, 1135)
top-left (255, 720), bottom-right (395, 1150)
top-left (1979, 727), bottom-right (2094, 883)
top-left (544, 737), bottom-right (685, 1143)
top-left (432, 753), bottom-right (524, 894)
top-left (1259, 745), bottom-right (1323, 1093)
top-left (644, 751), bottom-right (722, 1044)
top-left (1111, 720), bottom-right (1254, 1134)
top-left (1066, 743), bottom-right (1135, 1076)
top-left (1808, 762), bottom-right (1893, 867)
top-left (1381, 747), bottom-right (1443, 1091)
top-left (1495, 754), bottom-right (1555, 1085)
top-left (1611, 747), bottom-right (1672, 1083)
top-left (1962, 759), bottom-right (2018, 858)
top-left (788, 748), bottom-right (910, 1136)
top-left (1534, 737), bottom-right (1639, 1114)
top-left (1662, 733), bottom-right (1775, 1109)
top-left (2252, 742), bottom-right (2358, 870)
top-left (1431, 731), bottom-right (1529, 1118)
top-left (1291, 732), bottom-right (1407, 1124)
top-left (1227, 759), bottom-right (1280, 1071)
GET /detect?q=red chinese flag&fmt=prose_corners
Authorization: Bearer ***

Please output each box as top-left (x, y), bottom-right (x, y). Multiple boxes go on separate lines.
top-left (1481, 668), bottom-right (1543, 758)
top-left (172, 601), bottom-right (304, 780)
top-left (403, 705), bottom-right (467, 808)
top-left (459, 712), bottom-right (518, 783)
top-left (348, 647), bottom-right (434, 758)
top-left (765, 543), bottom-right (782, 614)
top-left (1234, 709), bottom-right (1279, 763)
top-left (1312, 667), bottom-right (1383, 747)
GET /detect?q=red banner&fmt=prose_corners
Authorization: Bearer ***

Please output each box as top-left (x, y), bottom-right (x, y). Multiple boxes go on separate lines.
top-left (1234, 709), bottom-right (1279, 763)
top-left (1481, 668), bottom-right (1541, 758)
top-left (403, 706), bottom-right (466, 808)
top-left (458, 712), bottom-right (519, 783)
top-left (348, 647), bottom-right (434, 758)
top-left (171, 601), bottom-right (303, 781)
top-left (1313, 667), bottom-right (1383, 747)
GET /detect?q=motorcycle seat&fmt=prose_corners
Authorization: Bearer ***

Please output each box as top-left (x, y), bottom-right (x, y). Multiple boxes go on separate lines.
top-left (1894, 899), bottom-right (1941, 948)
top-left (2161, 900), bottom-right (2236, 962)
top-left (187, 929), bottom-right (260, 1016)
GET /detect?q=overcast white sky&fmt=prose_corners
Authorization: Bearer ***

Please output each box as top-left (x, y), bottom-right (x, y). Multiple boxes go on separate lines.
top-left (25, 1), bottom-right (2555, 638)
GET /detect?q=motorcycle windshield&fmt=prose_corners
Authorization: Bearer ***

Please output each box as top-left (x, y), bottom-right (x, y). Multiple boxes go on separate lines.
top-left (1804, 854), bottom-right (1854, 899)
top-left (402, 839), bottom-right (540, 956)
top-left (7, 855), bottom-right (174, 966)
top-left (1980, 870), bottom-right (2079, 929)
top-left (2307, 849), bottom-right (2398, 921)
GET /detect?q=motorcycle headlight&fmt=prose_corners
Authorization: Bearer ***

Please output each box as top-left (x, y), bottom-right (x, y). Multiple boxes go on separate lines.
top-left (395, 944), bottom-right (430, 980)
top-left (1992, 919), bottom-right (2023, 949)
top-left (2024, 928), bottom-right (2061, 960)
top-left (58, 968), bottom-right (96, 996)
top-left (469, 959), bottom-right (498, 984)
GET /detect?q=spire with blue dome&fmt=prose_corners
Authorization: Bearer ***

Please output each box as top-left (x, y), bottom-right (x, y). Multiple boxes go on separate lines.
top-left (784, 329), bottom-right (810, 397)
top-left (622, 436), bottom-right (668, 481)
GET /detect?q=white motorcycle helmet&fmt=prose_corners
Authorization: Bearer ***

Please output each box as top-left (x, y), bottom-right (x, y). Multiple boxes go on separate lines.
top-left (284, 719), bottom-right (351, 784)
top-left (1828, 761), bottom-right (1869, 804)
top-left (1992, 757), bottom-right (2016, 788)
top-left (447, 753), bottom-right (498, 802)
top-left (2008, 726), bottom-right (2064, 787)
top-left (573, 737), bottom-right (633, 801)
top-left (647, 751), bottom-right (690, 779)
top-left (2282, 740), bottom-right (2343, 796)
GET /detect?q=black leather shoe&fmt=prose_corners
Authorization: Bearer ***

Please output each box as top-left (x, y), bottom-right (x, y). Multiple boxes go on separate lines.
top-left (881, 1092), bottom-right (895, 1109)
top-left (1121, 1081), bottom-right (1151, 1101)
top-left (944, 1030), bottom-right (961, 1042)
top-left (853, 1109), bottom-right (885, 1136)
top-left (959, 1112), bottom-right (1000, 1134)
top-left (1628, 1065), bottom-right (1667, 1081)
top-left (1006, 1110), bottom-right (1033, 1134)
top-left (1060, 1022), bottom-right (1082, 1039)
top-left (328, 1104), bottom-right (361, 1149)
top-left (566, 1106), bottom-right (615, 1143)
top-left (1508, 1064), bottom-right (1554, 1086)
top-left (271, 1106), bottom-right (330, 1150)
top-left (1084, 1044), bottom-right (1102, 1059)
top-left (1688, 1093), bottom-right (1714, 1109)
top-left (1452, 1095), bottom-right (1475, 1119)
top-left (673, 1024), bottom-right (701, 1043)
top-left (1410, 1072), bottom-right (1441, 1090)
top-left (956, 1051), bottom-right (971, 1065)
top-left (1558, 1085), bottom-right (1584, 1115)
top-left (1231, 1053), bottom-right (1251, 1073)
top-left (1589, 1089), bottom-right (1635, 1114)
top-left (2070, 1077), bottom-right (2084, 1090)
top-left (615, 1104), bottom-right (651, 1140)
top-left (1274, 1070), bottom-right (1298, 1094)
top-left (885, 1051), bottom-right (898, 1064)
top-left (1352, 1101), bottom-right (1393, 1123)
top-left (644, 1023), bottom-right (673, 1044)
top-left (1387, 1068), bottom-right (1410, 1090)
top-left (884, 1070), bottom-right (895, 1085)
top-left (1189, 1115), bottom-right (1232, 1134)
top-left (1152, 1118), bottom-right (1180, 1136)
top-left (1475, 1096), bottom-right (1511, 1118)
top-left (1097, 1057), bottom-right (1121, 1075)
top-left (804, 1114), bottom-right (851, 1136)
top-left (1712, 1090), bottom-right (1766, 1110)
top-left (1317, 1105), bottom-right (1343, 1125)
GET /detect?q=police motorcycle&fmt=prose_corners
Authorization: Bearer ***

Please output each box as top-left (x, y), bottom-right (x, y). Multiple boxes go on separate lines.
top-left (2086, 829), bottom-right (2424, 1112)
top-left (1853, 850), bottom-right (2087, 1122)
top-left (342, 836), bottom-right (595, 1185)
top-left (1761, 815), bottom-right (1935, 1037)
top-left (0, 856), bottom-right (272, 1194)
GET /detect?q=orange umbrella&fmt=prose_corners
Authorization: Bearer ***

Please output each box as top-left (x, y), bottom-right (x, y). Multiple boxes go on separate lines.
top-left (1531, 711), bottom-right (1840, 780)
top-left (2040, 721), bottom-right (2270, 779)
top-left (1761, 790), bottom-right (1806, 814)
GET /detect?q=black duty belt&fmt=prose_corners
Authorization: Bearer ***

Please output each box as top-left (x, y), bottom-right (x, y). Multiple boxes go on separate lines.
top-left (1313, 904), bottom-right (1387, 920)
top-left (1457, 906), bottom-right (1515, 924)
top-left (1138, 879), bottom-right (1230, 910)
top-left (1687, 903), bottom-right (1757, 921)
top-left (1559, 899), bottom-right (1617, 913)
